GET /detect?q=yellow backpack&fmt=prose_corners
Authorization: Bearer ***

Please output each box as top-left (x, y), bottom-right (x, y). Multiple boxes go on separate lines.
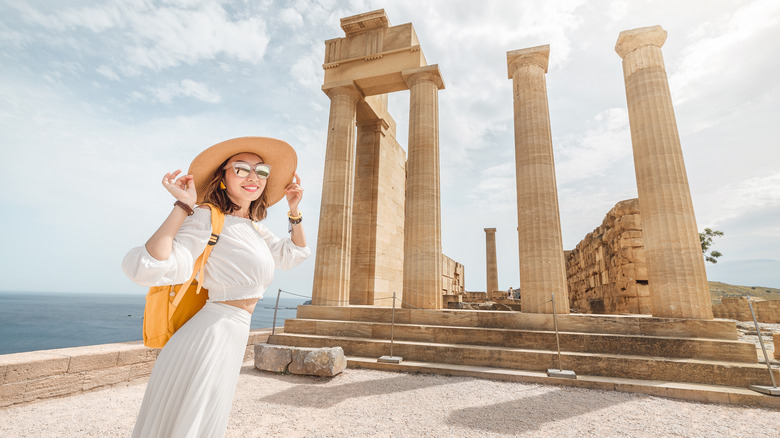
top-left (142, 203), bottom-right (225, 348)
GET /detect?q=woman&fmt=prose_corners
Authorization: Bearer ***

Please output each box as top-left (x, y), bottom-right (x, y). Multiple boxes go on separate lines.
top-left (122, 137), bottom-right (311, 437)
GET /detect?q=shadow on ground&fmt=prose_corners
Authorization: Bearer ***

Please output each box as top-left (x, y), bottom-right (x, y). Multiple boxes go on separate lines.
top-left (446, 386), bottom-right (634, 434)
top-left (255, 370), bottom-right (459, 408)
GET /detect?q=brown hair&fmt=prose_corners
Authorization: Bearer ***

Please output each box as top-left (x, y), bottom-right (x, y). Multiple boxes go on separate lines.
top-left (200, 157), bottom-right (269, 221)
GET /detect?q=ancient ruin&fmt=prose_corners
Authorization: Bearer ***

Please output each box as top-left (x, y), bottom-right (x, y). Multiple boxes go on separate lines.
top-left (484, 228), bottom-right (499, 297)
top-left (507, 45), bottom-right (569, 315)
top-left (565, 199), bottom-right (651, 315)
top-left (616, 26), bottom-right (713, 319)
top-left (271, 12), bottom-right (779, 403)
top-left (310, 10), bottom-right (446, 309)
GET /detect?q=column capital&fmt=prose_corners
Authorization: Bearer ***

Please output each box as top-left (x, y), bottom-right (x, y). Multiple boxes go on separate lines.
top-left (484, 228), bottom-right (497, 233)
top-left (322, 80), bottom-right (364, 101)
top-left (507, 45), bottom-right (550, 78)
top-left (402, 64), bottom-right (445, 89)
top-left (615, 25), bottom-right (667, 59)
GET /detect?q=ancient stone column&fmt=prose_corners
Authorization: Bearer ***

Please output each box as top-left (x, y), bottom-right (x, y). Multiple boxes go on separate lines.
top-left (484, 228), bottom-right (499, 296)
top-left (312, 83), bottom-right (363, 306)
top-left (507, 46), bottom-right (569, 315)
top-left (616, 26), bottom-right (713, 319)
top-left (402, 65), bottom-right (444, 309)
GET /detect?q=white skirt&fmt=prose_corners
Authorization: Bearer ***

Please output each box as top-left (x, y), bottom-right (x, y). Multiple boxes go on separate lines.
top-left (132, 302), bottom-right (251, 438)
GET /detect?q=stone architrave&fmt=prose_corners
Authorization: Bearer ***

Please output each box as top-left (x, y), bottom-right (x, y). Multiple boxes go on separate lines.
top-left (616, 26), bottom-right (713, 319)
top-left (311, 83), bottom-right (363, 306)
top-left (402, 65), bottom-right (444, 310)
top-left (507, 45), bottom-right (569, 315)
top-left (484, 228), bottom-right (499, 296)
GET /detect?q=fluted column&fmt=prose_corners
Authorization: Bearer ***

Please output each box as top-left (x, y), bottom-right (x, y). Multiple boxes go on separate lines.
top-left (312, 83), bottom-right (363, 306)
top-left (616, 26), bottom-right (712, 319)
top-left (507, 46), bottom-right (569, 315)
top-left (402, 65), bottom-right (444, 309)
top-left (484, 228), bottom-right (499, 296)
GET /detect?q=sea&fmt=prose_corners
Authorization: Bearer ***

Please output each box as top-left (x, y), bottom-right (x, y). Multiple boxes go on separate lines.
top-left (0, 291), bottom-right (307, 355)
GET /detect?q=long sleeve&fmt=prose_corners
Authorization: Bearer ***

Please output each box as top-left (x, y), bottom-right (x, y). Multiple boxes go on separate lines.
top-left (255, 223), bottom-right (311, 271)
top-left (122, 209), bottom-right (212, 287)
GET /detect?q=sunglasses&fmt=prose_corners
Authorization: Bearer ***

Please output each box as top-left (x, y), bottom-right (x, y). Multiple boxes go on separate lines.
top-left (224, 162), bottom-right (271, 179)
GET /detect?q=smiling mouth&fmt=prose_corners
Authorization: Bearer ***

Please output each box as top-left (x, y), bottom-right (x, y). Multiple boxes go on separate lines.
top-left (242, 186), bottom-right (259, 192)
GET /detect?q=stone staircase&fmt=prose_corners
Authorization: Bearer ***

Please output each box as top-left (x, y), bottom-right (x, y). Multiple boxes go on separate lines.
top-left (268, 305), bottom-right (780, 406)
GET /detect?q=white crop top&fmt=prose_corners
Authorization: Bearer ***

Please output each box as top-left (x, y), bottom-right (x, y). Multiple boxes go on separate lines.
top-left (122, 208), bottom-right (311, 301)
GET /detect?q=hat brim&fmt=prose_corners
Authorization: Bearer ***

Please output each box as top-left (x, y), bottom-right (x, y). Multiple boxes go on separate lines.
top-left (188, 137), bottom-right (297, 207)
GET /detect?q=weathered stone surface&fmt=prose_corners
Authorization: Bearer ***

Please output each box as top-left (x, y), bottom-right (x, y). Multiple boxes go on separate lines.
top-left (117, 345), bottom-right (160, 366)
top-left (507, 44), bottom-right (569, 315)
top-left (2, 352), bottom-right (70, 383)
top-left (712, 297), bottom-right (780, 323)
top-left (289, 346), bottom-right (347, 377)
top-left (616, 25), bottom-right (712, 319)
top-left (775, 333), bottom-right (780, 360)
top-left (255, 344), bottom-right (293, 373)
top-left (565, 198), bottom-right (651, 315)
top-left (24, 373), bottom-right (84, 402)
top-left (0, 379), bottom-right (25, 407)
top-left (82, 364), bottom-right (132, 391)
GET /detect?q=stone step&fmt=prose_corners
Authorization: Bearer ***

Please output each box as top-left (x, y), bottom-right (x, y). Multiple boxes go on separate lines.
top-left (268, 333), bottom-right (780, 388)
top-left (344, 356), bottom-right (780, 409)
top-left (293, 305), bottom-right (740, 340)
top-left (283, 318), bottom-right (758, 363)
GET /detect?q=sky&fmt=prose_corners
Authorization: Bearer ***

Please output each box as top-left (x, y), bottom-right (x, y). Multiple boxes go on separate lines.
top-left (1, 0), bottom-right (778, 298)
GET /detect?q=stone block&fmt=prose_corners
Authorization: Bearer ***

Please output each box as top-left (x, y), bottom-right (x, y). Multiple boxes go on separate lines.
top-left (1, 352), bottom-right (70, 383)
top-left (24, 373), bottom-right (84, 402)
top-left (117, 345), bottom-right (159, 366)
top-left (130, 361), bottom-right (155, 380)
top-left (82, 364), bottom-right (132, 391)
top-left (775, 333), bottom-right (780, 360)
top-left (68, 349), bottom-right (119, 373)
top-left (255, 344), bottom-right (293, 373)
top-left (289, 346), bottom-right (347, 377)
top-left (0, 379), bottom-right (26, 407)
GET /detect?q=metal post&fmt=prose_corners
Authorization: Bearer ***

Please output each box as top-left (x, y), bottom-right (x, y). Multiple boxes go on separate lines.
top-left (271, 288), bottom-right (282, 336)
top-left (378, 292), bottom-right (403, 364)
top-left (547, 293), bottom-right (576, 379)
top-left (552, 293), bottom-right (562, 371)
top-left (747, 298), bottom-right (779, 395)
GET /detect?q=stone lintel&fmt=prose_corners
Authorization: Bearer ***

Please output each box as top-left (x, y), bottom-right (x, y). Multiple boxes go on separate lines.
top-left (321, 80), bottom-right (364, 101)
top-left (340, 9), bottom-right (390, 36)
top-left (506, 44), bottom-right (550, 78)
top-left (402, 64), bottom-right (445, 89)
top-left (484, 228), bottom-right (497, 233)
top-left (615, 25), bottom-right (667, 58)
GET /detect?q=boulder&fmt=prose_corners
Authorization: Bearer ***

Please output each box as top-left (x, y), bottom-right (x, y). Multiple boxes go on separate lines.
top-left (289, 346), bottom-right (347, 377)
top-left (254, 344), bottom-right (347, 376)
top-left (254, 344), bottom-right (292, 373)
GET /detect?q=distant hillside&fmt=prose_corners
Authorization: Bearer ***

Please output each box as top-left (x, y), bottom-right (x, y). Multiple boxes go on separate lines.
top-left (709, 281), bottom-right (780, 305)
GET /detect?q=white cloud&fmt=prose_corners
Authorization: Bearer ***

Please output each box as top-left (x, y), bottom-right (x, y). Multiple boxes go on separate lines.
top-left (556, 107), bottom-right (631, 184)
top-left (279, 8), bottom-right (304, 27)
top-left (12, 1), bottom-right (271, 76)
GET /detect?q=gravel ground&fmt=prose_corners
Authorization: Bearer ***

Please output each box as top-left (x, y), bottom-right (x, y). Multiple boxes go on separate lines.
top-left (1, 365), bottom-right (779, 438)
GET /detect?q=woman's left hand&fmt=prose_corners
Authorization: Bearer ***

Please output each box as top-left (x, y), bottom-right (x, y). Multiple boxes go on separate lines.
top-left (285, 172), bottom-right (303, 213)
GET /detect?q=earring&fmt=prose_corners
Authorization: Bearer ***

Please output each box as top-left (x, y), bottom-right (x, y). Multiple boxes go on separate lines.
top-left (220, 181), bottom-right (226, 189)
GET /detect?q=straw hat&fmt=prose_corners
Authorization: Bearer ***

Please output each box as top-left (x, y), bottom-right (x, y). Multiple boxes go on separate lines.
top-left (188, 136), bottom-right (297, 206)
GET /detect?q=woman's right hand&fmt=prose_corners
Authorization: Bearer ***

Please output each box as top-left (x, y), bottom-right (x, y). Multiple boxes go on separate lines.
top-left (162, 170), bottom-right (197, 207)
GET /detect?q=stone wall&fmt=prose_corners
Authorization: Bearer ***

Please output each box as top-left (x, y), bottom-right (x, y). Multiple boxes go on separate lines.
top-left (0, 329), bottom-right (275, 408)
top-left (442, 254), bottom-right (465, 295)
top-left (712, 297), bottom-right (780, 323)
top-left (565, 198), bottom-right (651, 315)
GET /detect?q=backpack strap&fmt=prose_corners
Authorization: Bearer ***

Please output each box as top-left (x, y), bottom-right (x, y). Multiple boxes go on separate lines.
top-left (172, 203), bottom-right (225, 308)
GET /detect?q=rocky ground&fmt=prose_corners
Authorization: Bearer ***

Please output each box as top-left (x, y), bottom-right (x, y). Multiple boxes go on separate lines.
top-left (736, 321), bottom-right (779, 363)
top-left (2, 365), bottom-right (779, 437)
